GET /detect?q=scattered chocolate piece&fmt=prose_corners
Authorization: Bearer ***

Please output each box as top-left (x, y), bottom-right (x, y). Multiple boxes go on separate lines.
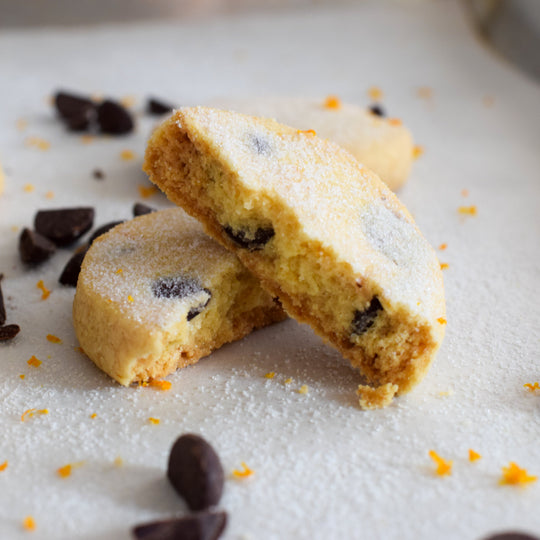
top-left (0, 324), bottom-right (20, 341)
top-left (0, 274), bottom-right (5, 326)
top-left (58, 247), bottom-right (89, 287)
top-left (369, 104), bottom-right (385, 117)
top-left (132, 511), bottom-right (227, 540)
top-left (96, 100), bottom-right (134, 135)
top-left (34, 207), bottom-right (94, 246)
top-left (54, 91), bottom-right (95, 121)
top-left (133, 202), bottom-right (155, 217)
top-left (167, 434), bottom-right (224, 511)
top-left (351, 297), bottom-right (383, 336)
top-left (482, 534), bottom-right (540, 540)
top-left (87, 221), bottom-right (124, 245)
top-left (249, 133), bottom-right (272, 155)
top-left (19, 228), bottom-right (57, 265)
top-left (147, 97), bottom-right (176, 116)
top-left (92, 169), bottom-right (105, 180)
top-left (224, 225), bottom-right (275, 251)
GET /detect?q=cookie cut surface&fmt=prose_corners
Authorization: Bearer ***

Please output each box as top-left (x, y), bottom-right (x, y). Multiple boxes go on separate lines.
top-left (73, 208), bottom-right (285, 385)
top-left (144, 107), bottom-right (445, 395)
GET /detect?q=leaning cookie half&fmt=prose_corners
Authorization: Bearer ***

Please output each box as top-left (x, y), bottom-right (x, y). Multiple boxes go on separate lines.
top-left (144, 107), bottom-right (446, 395)
top-left (73, 208), bottom-right (285, 385)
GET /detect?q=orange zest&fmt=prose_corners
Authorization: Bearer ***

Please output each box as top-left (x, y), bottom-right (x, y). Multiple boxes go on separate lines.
top-left (297, 384), bottom-right (309, 394)
top-left (388, 118), bottom-right (402, 126)
top-left (324, 95), bottom-right (341, 109)
top-left (148, 417), bottom-right (160, 425)
top-left (437, 318), bottom-right (447, 325)
top-left (440, 263), bottom-right (449, 270)
top-left (499, 462), bottom-right (537, 486)
top-left (298, 129), bottom-right (317, 136)
top-left (57, 464), bottom-right (72, 478)
top-left (428, 450), bottom-right (452, 476)
top-left (36, 280), bottom-right (50, 300)
top-left (0, 461), bottom-right (7, 472)
top-left (23, 516), bottom-right (36, 531)
top-left (524, 382), bottom-right (540, 392)
top-left (469, 449), bottom-right (482, 462)
top-left (368, 86), bottom-right (383, 100)
top-left (438, 243), bottom-right (448, 250)
top-left (21, 408), bottom-right (48, 422)
top-left (23, 183), bottom-right (35, 193)
top-left (232, 462), bottom-right (254, 479)
top-left (412, 145), bottom-right (424, 159)
top-left (138, 185), bottom-right (159, 199)
top-left (120, 149), bottom-right (136, 161)
top-left (458, 205), bottom-right (477, 216)
top-left (46, 334), bottom-right (62, 344)
top-left (149, 380), bottom-right (172, 391)
top-left (25, 136), bottom-right (50, 151)
top-left (264, 372), bottom-right (276, 379)
top-left (27, 356), bottom-right (42, 368)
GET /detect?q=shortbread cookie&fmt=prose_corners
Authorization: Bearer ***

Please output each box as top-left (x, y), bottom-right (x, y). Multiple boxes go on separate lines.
top-left (144, 107), bottom-right (446, 395)
top-left (210, 97), bottom-right (414, 190)
top-left (73, 208), bottom-right (285, 385)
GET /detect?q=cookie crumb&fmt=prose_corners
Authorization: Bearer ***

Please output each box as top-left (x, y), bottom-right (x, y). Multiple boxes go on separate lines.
top-left (46, 334), bottom-right (62, 344)
top-left (36, 280), bottom-right (50, 300)
top-left (264, 372), bottom-right (275, 379)
top-left (16, 118), bottom-right (28, 131)
top-left (45, 191), bottom-right (54, 199)
top-left (22, 516), bottom-right (36, 531)
top-left (499, 462), bottom-right (537, 486)
top-left (469, 449), bottom-right (482, 462)
top-left (232, 462), bottom-right (254, 479)
top-left (324, 95), bottom-right (341, 109)
top-left (284, 378), bottom-right (293, 385)
top-left (428, 450), bottom-right (452, 476)
top-left (357, 383), bottom-right (398, 410)
top-left (416, 86), bottom-right (433, 100)
top-left (127, 295), bottom-right (134, 303)
top-left (120, 149), bottom-right (136, 161)
top-left (27, 356), bottom-right (42, 368)
top-left (81, 135), bottom-right (95, 144)
top-left (297, 384), bottom-right (309, 394)
top-left (114, 456), bottom-right (124, 467)
top-left (388, 118), bottom-right (402, 126)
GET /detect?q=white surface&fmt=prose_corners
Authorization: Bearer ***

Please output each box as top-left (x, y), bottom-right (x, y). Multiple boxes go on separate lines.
top-left (0, 2), bottom-right (539, 539)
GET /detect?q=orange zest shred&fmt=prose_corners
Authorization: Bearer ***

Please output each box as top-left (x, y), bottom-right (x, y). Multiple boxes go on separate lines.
top-left (297, 384), bottom-right (309, 395)
top-left (57, 464), bottom-right (72, 478)
top-left (461, 189), bottom-right (469, 197)
top-left (21, 408), bottom-right (48, 422)
top-left (46, 334), bottom-right (62, 344)
top-left (469, 449), bottom-right (482, 462)
top-left (23, 516), bottom-right (36, 531)
top-left (440, 263), bottom-right (449, 270)
top-left (524, 382), bottom-right (540, 392)
top-left (148, 417), bottom-right (160, 424)
top-left (90, 413), bottom-right (97, 419)
top-left (27, 356), bottom-right (42, 368)
top-left (368, 86), bottom-right (383, 100)
top-left (438, 243), bottom-right (448, 250)
top-left (149, 380), bottom-right (172, 391)
top-left (45, 191), bottom-right (54, 199)
top-left (428, 450), bottom-right (453, 476)
top-left (20, 374), bottom-right (25, 380)
top-left (499, 462), bottom-right (537, 486)
top-left (284, 378), bottom-right (293, 385)
top-left (74, 346), bottom-right (85, 355)
top-left (138, 184), bottom-right (159, 199)
top-left (232, 462), bottom-right (254, 479)
top-left (458, 205), bottom-right (477, 216)
top-left (265, 372), bottom-right (276, 379)
top-left (115, 268), bottom-right (123, 274)
top-left (0, 460), bottom-right (7, 472)
top-left (388, 118), bottom-right (402, 126)
top-left (127, 295), bottom-right (134, 303)
top-left (23, 183), bottom-right (35, 193)
top-left (120, 149), bottom-right (136, 161)
top-left (412, 145), bottom-right (424, 159)
top-left (324, 95), bottom-right (341, 109)
top-left (437, 317), bottom-right (447, 325)
top-left (298, 129), bottom-right (317, 136)
top-left (36, 280), bottom-right (50, 300)
top-left (25, 136), bottom-right (50, 150)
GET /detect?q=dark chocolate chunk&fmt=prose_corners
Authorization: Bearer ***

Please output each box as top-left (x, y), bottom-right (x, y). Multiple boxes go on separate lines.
top-left (0, 324), bottom-right (20, 341)
top-left (96, 100), bottom-right (134, 135)
top-left (482, 534), bottom-right (540, 540)
top-left (0, 274), bottom-right (5, 326)
top-left (249, 133), bottom-right (271, 155)
top-left (147, 97), bottom-right (176, 116)
top-left (133, 511), bottom-right (227, 540)
top-left (369, 104), bottom-right (385, 117)
top-left (58, 247), bottom-right (89, 287)
top-left (92, 169), bottom-right (105, 180)
top-left (152, 277), bottom-right (211, 321)
top-left (223, 225), bottom-right (274, 251)
top-left (54, 91), bottom-right (95, 121)
top-left (19, 228), bottom-right (57, 265)
top-left (133, 202), bottom-right (156, 217)
top-left (34, 207), bottom-right (94, 246)
top-left (167, 434), bottom-right (224, 511)
top-left (351, 296), bottom-right (383, 336)
top-left (87, 221), bottom-right (124, 245)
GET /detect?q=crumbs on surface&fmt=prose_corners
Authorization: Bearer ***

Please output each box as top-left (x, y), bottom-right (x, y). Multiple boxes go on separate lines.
top-left (323, 95), bottom-right (341, 109)
top-left (483, 95), bottom-right (495, 107)
top-left (440, 263), bottom-right (449, 270)
top-left (27, 355), bottom-right (42, 368)
top-left (297, 384), bottom-right (309, 395)
top-left (120, 95), bottom-right (137, 108)
top-left (22, 516), bottom-right (36, 531)
top-left (264, 372), bottom-right (276, 379)
top-left (469, 449), bottom-right (482, 462)
top-left (524, 382), bottom-right (540, 392)
top-left (461, 189), bottom-right (469, 197)
top-left (114, 456), bottom-right (124, 467)
top-left (149, 379), bottom-right (171, 391)
top-left (232, 462), bottom-right (254, 479)
top-left (19, 374), bottom-right (25, 380)
top-left (120, 149), bottom-right (136, 161)
top-left (115, 268), bottom-right (123, 274)
top-left (74, 346), bottom-right (85, 354)
top-left (36, 280), bottom-right (50, 300)
top-left (429, 450), bottom-right (453, 476)
top-left (46, 334), bottom-right (62, 344)
top-left (368, 86), bottom-right (383, 100)
top-left (137, 184), bottom-right (159, 198)
top-left (148, 417), bottom-right (160, 425)
top-left (499, 462), bottom-right (537, 486)
top-left (458, 205), bottom-right (477, 216)
top-left (412, 145), bottom-right (424, 159)
top-left (23, 184), bottom-right (35, 193)
top-left (357, 383), bottom-right (398, 410)
top-left (21, 408), bottom-right (49, 422)
top-left (0, 460), bottom-right (7, 472)
top-left (25, 136), bottom-right (50, 151)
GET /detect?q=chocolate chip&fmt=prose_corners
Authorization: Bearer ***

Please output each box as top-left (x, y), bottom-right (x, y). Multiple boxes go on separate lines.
top-left (167, 434), bottom-right (224, 511)
top-left (92, 169), bottom-right (105, 180)
top-left (133, 203), bottom-right (155, 217)
top-left (96, 100), bottom-right (134, 135)
top-left (58, 247), bottom-right (89, 287)
top-left (369, 104), bottom-right (385, 117)
top-left (482, 534), bottom-right (540, 540)
top-left (224, 225), bottom-right (274, 251)
top-left (19, 228), bottom-right (57, 265)
top-left (54, 91), bottom-right (95, 121)
top-left (87, 221), bottom-right (124, 245)
top-left (0, 274), bottom-right (5, 326)
top-left (249, 133), bottom-right (271, 155)
top-left (152, 277), bottom-right (211, 321)
top-left (34, 207), bottom-right (94, 246)
top-left (147, 97), bottom-right (176, 116)
top-left (351, 297), bottom-right (383, 336)
top-left (0, 324), bottom-right (20, 341)
top-left (132, 511), bottom-right (227, 540)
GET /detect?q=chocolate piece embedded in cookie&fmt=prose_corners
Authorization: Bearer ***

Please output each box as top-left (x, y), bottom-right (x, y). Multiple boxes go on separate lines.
top-left (34, 207), bottom-right (94, 246)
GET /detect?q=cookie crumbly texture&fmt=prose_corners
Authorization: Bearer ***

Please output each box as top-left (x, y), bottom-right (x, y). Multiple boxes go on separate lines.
top-left (144, 108), bottom-right (446, 396)
top-left (357, 383), bottom-right (398, 410)
top-left (210, 97), bottom-right (414, 190)
top-left (73, 208), bottom-right (285, 385)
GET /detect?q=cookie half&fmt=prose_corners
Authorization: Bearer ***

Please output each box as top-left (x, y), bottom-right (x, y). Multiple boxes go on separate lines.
top-left (144, 107), bottom-right (446, 394)
top-left (73, 208), bottom-right (285, 385)
top-left (210, 97), bottom-right (414, 190)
